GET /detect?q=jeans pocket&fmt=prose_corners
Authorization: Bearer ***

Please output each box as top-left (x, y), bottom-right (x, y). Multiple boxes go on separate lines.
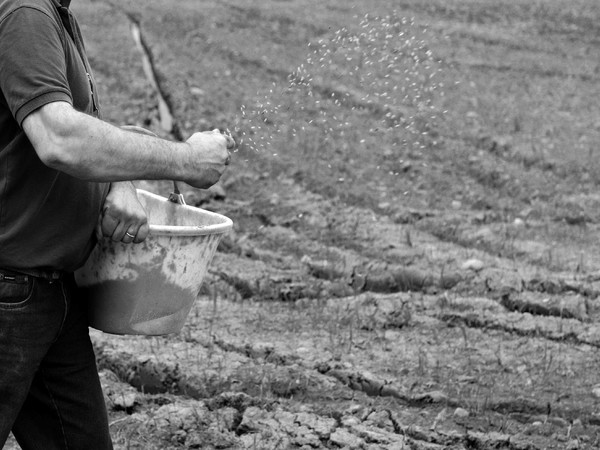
top-left (0, 276), bottom-right (35, 309)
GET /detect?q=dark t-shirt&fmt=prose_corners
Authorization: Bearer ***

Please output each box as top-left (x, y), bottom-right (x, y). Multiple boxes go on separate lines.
top-left (0, 0), bottom-right (109, 272)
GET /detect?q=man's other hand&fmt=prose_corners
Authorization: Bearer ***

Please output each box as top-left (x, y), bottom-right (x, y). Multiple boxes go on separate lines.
top-left (98, 181), bottom-right (149, 244)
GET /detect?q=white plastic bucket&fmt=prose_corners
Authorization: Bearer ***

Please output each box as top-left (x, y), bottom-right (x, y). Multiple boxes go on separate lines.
top-left (75, 189), bottom-right (232, 335)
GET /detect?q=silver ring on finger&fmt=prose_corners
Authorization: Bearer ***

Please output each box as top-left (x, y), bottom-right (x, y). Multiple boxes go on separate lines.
top-left (125, 231), bottom-right (135, 239)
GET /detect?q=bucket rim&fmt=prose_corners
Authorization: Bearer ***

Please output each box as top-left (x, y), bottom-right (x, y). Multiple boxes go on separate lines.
top-left (137, 189), bottom-right (233, 236)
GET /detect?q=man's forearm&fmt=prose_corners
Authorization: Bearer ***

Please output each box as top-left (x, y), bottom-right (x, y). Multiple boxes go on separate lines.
top-left (23, 101), bottom-right (194, 182)
top-left (64, 115), bottom-right (194, 181)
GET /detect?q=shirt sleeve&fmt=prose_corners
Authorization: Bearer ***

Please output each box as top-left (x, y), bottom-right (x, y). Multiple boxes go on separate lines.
top-left (0, 6), bottom-right (73, 126)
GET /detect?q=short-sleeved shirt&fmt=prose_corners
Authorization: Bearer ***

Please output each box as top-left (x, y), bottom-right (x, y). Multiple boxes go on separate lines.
top-left (0, 0), bottom-right (109, 272)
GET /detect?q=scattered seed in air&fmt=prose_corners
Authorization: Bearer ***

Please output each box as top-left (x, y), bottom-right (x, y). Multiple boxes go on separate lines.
top-left (233, 12), bottom-right (445, 158)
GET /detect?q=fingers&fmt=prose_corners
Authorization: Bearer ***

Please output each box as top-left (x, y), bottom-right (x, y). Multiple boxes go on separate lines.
top-left (100, 182), bottom-right (149, 244)
top-left (122, 229), bottom-right (136, 244)
top-left (113, 222), bottom-right (147, 244)
top-left (100, 208), bottom-right (119, 239)
top-left (218, 131), bottom-right (235, 165)
top-left (109, 218), bottom-right (129, 242)
top-left (225, 135), bottom-right (236, 150)
top-left (211, 128), bottom-right (236, 150)
top-left (100, 209), bottom-right (149, 244)
top-left (135, 222), bottom-right (150, 244)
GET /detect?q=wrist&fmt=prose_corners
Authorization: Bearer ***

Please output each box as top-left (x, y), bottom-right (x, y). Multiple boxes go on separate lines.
top-left (174, 141), bottom-right (195, 182)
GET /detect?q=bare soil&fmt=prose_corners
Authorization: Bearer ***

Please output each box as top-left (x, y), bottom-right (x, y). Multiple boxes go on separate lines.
top-left (8, 0), bottom-right (600, 448)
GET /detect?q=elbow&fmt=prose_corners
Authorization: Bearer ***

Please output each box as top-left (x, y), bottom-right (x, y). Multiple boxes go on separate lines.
top-left (37, 140), bottom-right (74, 171)
top-left (23, 102), bottom-right (91, 177)
top-left (35, 123), bottom-right (88, 176)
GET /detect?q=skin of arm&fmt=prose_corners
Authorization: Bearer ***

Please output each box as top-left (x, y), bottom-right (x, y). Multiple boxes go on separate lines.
top-left (22, 101), bottom-right (232, 188)
top-left (22, 102), bottom-right (234, 243)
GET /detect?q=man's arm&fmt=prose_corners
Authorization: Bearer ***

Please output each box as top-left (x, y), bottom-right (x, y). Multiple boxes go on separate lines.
top-left (22, 101), bottom-right (232, 189)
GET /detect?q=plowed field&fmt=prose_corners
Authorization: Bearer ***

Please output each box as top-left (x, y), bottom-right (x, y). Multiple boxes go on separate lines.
top-left (8, 0), bottom-right (600, 448)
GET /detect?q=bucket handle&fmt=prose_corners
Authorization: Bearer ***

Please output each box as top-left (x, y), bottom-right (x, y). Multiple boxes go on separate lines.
top-left (167, 183), bottom-right (186, 205)
top-left (121, 125), bottom-right (186, 206)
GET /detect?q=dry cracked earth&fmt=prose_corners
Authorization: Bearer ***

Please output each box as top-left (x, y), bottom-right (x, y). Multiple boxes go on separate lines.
top-left (7, 0), bottom-right (600, 448)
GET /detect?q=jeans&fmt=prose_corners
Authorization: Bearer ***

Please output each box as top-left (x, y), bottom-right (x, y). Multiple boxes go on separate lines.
top-left (0, 270), bottom-right (112, 450)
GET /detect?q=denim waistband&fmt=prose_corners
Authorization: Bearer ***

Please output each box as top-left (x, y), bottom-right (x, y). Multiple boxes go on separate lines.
top-left (0, 267), bottom-right (66, 282)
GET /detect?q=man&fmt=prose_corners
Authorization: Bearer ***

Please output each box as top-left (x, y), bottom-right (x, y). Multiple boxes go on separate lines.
top-left (0, 0), bottom-right (233, 448)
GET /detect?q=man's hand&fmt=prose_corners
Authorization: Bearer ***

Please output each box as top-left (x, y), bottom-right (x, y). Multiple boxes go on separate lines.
top-left (98, 181), bottom-right (149, 244)
top-left (183, 129), bottom-right (234, 189)
top-left (121, 125), bottom-right (234, 190)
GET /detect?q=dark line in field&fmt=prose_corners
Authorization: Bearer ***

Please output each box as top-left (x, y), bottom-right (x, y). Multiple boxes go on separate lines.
top-left (440, 311), bottom-right (598, 349)
top-left (209, 337), bottom-right (299, 365)
top-left (102, 0), bottom-right (184, 141)
top-left (319, 363), bottom-right (584, 424)
top-left (498, 294), bottom-right (585, 322)
top-left (127, 16), bottom-right (184, 141)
